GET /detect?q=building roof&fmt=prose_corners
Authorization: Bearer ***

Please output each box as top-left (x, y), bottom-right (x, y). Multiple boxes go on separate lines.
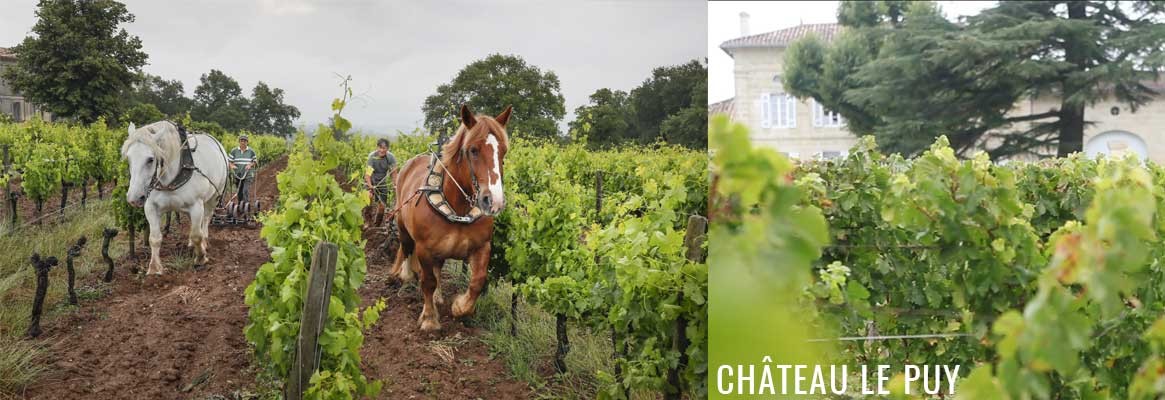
top-left (720, 23), bottom-right (841, 56)
top-left (0, 47), bottom-right (15, 62)
top-left (709, 98), bottom-right (735, 120)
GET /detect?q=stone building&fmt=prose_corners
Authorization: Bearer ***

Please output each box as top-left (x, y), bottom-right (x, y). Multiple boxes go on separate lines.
top-left (713, 13), bottom-right (1165, 163)
top-left (0, 47), bottom-right (52, 122)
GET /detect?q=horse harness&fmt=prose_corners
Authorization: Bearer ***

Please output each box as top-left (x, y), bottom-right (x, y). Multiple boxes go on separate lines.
top-left (419, 153), bottom-right (485, 224)
top-left (144, 122), bottom-right (222, 199)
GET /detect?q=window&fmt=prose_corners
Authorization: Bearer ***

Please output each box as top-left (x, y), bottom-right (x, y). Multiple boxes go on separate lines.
top-left (759, 93), bottom-right (796, 128)
top-left (12, 102), bottom-right (21, 122)
top-left (811, 99), bottom-right (843, 128)
top-left (819, 151), bottom-right (843, 160)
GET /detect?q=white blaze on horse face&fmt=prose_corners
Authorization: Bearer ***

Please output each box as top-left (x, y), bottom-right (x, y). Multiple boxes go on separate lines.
top-left (485, 134), bottom-right (505, 212)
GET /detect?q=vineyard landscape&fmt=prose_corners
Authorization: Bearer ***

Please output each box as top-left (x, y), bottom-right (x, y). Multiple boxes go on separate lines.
top-left (710, 115), bottom-right (1165, 398)
top-left (0, 96), bottom-right (708, 399)
top-left (0, 0), bottom-right (709, 398)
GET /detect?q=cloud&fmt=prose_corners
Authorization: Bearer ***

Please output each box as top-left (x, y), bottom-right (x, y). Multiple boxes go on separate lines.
top-left (257, 0), bottom-right (318, 16)
top-left (2, 1), bottom-right (706, 133)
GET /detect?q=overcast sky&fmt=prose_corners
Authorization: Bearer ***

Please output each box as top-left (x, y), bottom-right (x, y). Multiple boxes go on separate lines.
top-left (708, 1), bottom-right (997, 104)
top-left (0, 0), bottom-right (705, 135)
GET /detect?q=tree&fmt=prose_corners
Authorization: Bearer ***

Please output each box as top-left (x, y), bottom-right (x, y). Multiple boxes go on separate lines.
top-left (127, 73), bottom-right (192, 117)
top-left (660, 77), bottom-right (708, 150)
top-left (193, 69), bottom-right (250, 131)
top-left (1, 0), bottom-right (148, 123)
top-left (124, 103), bottom-right (164, 126)
top-left (569, 88), bottom-right (632, 148)
top-left (785, 1), bottom-right (1165, 159)
top-left (628, 59), bottom-right (707, 147)
top-left (248, 82), bottom-right (300, 137)
top-left (422, 54), bottom-right (565, 138)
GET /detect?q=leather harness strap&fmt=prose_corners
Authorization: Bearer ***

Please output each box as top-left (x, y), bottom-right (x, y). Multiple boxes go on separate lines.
top-left (146, 122), bottom-right (217, 197)
top-left (419, 155), bottom-right (484, 224)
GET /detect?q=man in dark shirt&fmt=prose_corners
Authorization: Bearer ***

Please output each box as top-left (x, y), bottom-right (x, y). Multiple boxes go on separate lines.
top-left (365, 138), bottom-right (396, 225)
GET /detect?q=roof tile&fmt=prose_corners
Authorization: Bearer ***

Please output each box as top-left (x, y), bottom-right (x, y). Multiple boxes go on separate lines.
top-left (720, 23), bottom-right (840, 53)
top-left (708, 98), bottom-right (735, 120)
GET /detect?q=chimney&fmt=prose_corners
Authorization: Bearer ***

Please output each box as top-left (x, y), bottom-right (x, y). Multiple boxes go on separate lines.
top-left (740, 12), bottom-right (751, 36)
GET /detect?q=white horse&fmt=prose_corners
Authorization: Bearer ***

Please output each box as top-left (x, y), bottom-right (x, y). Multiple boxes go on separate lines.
top-left (121, 121), bottom-right (229, 274)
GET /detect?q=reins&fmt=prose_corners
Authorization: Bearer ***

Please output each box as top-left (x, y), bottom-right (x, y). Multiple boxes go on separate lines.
top-left (435, 151), bottom-right (477, 206)
top-left (379, 143), bottom-right (487, 227)
top-left (142, 121), bottom-right (225, 200)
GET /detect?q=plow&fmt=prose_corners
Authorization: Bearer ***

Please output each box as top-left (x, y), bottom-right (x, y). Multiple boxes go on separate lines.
top-left (211, 169), bottom-right (262, 227)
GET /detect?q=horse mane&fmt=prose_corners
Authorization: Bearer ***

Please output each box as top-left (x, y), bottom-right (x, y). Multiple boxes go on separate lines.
top-left (120, 121), bottom-right (181, 166)
top-left (441, 115), bottom-right (510, 162)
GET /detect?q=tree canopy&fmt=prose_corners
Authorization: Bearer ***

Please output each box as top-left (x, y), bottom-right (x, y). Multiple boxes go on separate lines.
top-left (1, 0), bottom-right (148, 124)
top-left (629, 60), bottom-right (707, 147)
top-left (192, 69), bottom-right (249, 131)
top-left (181, 70), bottom-right (301, 136)
top-left (248, 82), bottom-right (301, 137)
top-left (570, 59), bottom-right (708, 150)
top-left (569, 88), bottom-right (632, 148)
top-left (784, 0), bottom-right (1165, 159)
top-left (126, 73), bottom-right (192, 118)
top-left (422, 54), bottom-right (565, 138)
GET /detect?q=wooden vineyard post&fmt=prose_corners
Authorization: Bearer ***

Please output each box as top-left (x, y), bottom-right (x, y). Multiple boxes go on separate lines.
top-left (7, 190), bottom-right (16, 230)
top-left (665, 215), bottom-right (707, 399)
top-left (66, 237), bottom-right (88, 305)
top-left (683, 215), bottom-right (708, 262)
top-left (27, 254), bottom-right (58, 338)
top-left (286, 241), bottom-right (338, 400)
top-left (554, 313), bottom-right (570, 374)
top-left (1, 144), bottom-right (10, 231)
top-left (101, 228), bottom-right (118, 282)
top-left (509, 291), bottom-right (518, 337)
top-left (34, 199), bottom-right (42, 226)
top-left (127, 225), bottom-right (136, 260)
top-left (59, 181), bottom-right (68, 213)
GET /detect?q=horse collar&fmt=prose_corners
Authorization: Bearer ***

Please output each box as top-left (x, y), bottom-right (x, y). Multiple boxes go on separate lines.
top-left (148, 124), bottom-right (199, 194)
top-left (421, 155), bottom-right (484, 224)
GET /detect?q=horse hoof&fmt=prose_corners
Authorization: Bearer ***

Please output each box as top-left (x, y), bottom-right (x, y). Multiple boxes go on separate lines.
top-left (420, 319), bottom-right (441, 332)
top-left (398, 270), bottom-right (415, 282)
top-left (452, 294), bottom-right (474, 317)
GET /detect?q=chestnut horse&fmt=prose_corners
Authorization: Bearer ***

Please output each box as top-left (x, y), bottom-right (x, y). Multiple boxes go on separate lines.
top-left (390, 104), bottom-right (511, 331)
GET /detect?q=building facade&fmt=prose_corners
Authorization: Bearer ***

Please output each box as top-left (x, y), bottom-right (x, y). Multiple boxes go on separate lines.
top-left (0, 47), bottom-right (51, 122)
top-left (714, 15), bottom-right (1165, 164)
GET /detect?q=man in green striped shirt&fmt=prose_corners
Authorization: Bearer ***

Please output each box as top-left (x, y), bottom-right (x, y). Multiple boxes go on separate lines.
top-left (229, 135), bottom-right (258, 204)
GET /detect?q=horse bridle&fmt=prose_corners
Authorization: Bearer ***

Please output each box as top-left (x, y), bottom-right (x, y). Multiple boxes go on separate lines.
top-left (434, 146), bottom-right (483, 208)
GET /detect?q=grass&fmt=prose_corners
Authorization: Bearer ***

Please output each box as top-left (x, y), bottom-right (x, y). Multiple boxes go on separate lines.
top-left (437, 263), bottom-right (653, 400)
top-left (0, 338), bottom-right (47, 399)
top-left (0, 199), bottom-right (126, 395)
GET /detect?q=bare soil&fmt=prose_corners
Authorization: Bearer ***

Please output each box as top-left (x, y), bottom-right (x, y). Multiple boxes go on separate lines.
top-left (19, 156), bottom-right (532, 399)
top-left (360, 227), bottom-right (531, 400)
